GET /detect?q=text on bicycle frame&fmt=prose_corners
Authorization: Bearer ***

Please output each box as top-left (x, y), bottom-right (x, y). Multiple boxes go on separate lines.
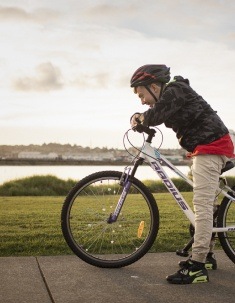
top-left (151, 161), bottom-right (188, 211)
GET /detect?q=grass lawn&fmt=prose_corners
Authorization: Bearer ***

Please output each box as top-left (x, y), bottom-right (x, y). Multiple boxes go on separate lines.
top-left (0, 193), bottom-right (222, 257)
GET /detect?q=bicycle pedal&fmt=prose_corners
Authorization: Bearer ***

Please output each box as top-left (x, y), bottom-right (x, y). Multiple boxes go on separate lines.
top-left (176, 249), bottom-right (189, 257)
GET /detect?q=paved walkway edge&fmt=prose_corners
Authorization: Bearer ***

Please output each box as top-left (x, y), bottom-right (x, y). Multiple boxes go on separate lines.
top-left (1, 251), bottom-right (235, 303)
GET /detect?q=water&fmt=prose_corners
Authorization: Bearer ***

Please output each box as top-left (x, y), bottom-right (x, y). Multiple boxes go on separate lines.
top-left (0, 165), bottom-right (190, 184)
top-left (1, 164), bottom-right (235, 185)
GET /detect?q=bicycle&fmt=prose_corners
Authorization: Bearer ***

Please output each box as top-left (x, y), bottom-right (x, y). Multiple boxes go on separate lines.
top-left (61, 124), bottom-right (235, 268)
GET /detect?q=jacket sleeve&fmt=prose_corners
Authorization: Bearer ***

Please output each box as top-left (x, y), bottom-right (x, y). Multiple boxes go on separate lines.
top-left (142, 83), bottom-right (186, 126)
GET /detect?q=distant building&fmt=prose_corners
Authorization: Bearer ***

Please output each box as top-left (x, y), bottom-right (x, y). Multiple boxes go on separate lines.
top-left (18, 152), bottom-right (58, 159)
top-left (62, 151), bottom-right (115, 161)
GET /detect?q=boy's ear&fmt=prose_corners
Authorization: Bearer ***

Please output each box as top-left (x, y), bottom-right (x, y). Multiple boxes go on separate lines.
top-left (150, 83), bottom-right (160, 92)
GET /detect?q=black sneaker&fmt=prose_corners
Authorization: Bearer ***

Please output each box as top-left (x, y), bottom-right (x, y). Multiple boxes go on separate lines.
top-left (166, 260), bottom-right (209, 284)
top-left (178, 253), bottom-right (217, 270)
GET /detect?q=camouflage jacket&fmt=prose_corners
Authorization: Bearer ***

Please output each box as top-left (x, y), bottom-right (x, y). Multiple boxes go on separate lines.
top-left (143, 76), bottom-right (228, 152)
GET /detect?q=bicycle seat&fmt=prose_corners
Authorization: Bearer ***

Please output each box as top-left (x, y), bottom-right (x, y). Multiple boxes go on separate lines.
top-left (221, 161), bottom-right (234, 174)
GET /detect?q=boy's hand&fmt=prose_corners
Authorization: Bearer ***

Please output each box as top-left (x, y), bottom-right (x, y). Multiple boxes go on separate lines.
top-left (130, 113), bottom-right (144, 128)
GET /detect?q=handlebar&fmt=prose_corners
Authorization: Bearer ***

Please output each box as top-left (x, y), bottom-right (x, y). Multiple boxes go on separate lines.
top-left (132, 124), bottom-right (156, 143)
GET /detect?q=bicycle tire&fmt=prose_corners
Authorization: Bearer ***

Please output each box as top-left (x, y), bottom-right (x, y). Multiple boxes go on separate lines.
top-left (61, 170), bottom-right (159, 268)
top-left (217, 185), bottom-right (235, 263)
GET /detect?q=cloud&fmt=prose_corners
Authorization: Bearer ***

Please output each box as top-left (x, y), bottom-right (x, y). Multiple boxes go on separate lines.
top-left (72, 72), bottom-right (110, 89)
top-left (0, 5), bottom-right (60, 23)
top-left (0, 6), bottom-right (29, 21)
top-left (13, 62), bottom-right (64, 92)
top-left (83, 0), bottom-right (235, 47)
top-left (84, 3), bottom-right (137, 20)
top-left (1, 2), bottom-right (234, 48)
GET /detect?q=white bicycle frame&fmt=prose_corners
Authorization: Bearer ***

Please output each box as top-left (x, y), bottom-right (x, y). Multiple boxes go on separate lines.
top-left (133, 141), bottom-right (235, 233)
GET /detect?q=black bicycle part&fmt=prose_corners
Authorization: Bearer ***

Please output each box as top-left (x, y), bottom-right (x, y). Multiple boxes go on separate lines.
top-left (176, 205), bottom-right (220, 257)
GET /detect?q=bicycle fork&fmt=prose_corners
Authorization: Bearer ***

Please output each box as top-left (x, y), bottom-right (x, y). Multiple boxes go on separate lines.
top-left (107, 159), bottom-right (143, 224)
top-left (107, 180), bottom-right (131, 223)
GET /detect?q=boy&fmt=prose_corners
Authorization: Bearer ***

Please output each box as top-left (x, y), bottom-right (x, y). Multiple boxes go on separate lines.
top-left (130, 64), bottom-right (234, 284)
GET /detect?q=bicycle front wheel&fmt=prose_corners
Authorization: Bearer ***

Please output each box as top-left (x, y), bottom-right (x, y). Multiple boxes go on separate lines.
top-left (61, 170), bottom-right (159, 268)
top-left (217, 186), bottom-right (235, 263)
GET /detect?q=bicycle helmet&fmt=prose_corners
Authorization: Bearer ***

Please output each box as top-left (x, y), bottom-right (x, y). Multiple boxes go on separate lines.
top-left (130, 64), bottom-right (170, 87)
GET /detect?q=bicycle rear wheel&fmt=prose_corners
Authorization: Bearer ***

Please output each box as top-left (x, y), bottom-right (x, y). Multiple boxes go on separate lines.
top-left (61, 170), bottom-right (159, 268)
top-left (217, 186), bottom-right (235, 263)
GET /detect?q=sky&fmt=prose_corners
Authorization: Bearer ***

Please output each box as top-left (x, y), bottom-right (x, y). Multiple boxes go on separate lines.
top-left (0, 0), bottom-right (235, 150)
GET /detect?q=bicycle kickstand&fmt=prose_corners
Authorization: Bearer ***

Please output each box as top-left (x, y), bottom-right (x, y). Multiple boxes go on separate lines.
top-left (176, 237), bottom-right (194, 257)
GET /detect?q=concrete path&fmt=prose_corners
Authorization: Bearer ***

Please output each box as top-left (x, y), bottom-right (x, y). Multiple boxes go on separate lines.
top-left (1, 250), bottom-right (235, 303)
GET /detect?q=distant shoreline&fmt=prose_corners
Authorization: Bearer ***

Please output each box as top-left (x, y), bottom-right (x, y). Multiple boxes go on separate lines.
top-left (0, 159), bottom-right (191, 166)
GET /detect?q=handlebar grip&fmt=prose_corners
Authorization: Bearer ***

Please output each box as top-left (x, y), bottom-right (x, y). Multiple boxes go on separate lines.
top-left (133, 124), bottom-right (146, 133)
top-left (133, 124), bottom-right (156, 136)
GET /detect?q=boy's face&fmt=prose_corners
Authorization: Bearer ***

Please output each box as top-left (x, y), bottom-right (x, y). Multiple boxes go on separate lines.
top-left (135, 84), bottom-right (159, 108)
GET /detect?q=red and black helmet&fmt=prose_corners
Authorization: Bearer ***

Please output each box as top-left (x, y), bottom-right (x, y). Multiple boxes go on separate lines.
top-left (130, 64), bottom-right (170, 87)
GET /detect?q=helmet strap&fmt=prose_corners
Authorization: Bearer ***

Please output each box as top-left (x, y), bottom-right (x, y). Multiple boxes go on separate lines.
top-left (159, 83), bottom-right (164, 99)
top-left (145, 83), bottom-right (164, 103)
